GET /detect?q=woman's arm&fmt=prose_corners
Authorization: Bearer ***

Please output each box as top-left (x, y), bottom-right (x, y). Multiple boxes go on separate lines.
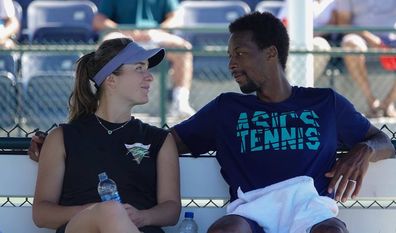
top-left (125, 133), bottom-right (181, 227)
top-left (32, 127), bottom-right (92, 228)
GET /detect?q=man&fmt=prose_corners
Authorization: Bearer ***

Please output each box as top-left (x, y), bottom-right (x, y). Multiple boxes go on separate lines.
top-left (0, 0), bottom-right (20, 48)
top-left (92, 0), bottom-right (195, 118)
top-left (30, 12), bottom-right (394, 233)
top-left (171, 12), bottom-right (394, 233)
top-left (335, 0), bottom-right (396, 117)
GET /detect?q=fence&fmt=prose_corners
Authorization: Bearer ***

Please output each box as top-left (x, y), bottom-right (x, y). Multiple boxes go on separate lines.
top-left (1, 26), bottom-right (396, 134)
top-left (1, 124), bottom-right (396, 233)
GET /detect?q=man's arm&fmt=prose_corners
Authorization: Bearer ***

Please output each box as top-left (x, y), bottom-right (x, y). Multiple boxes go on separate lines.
top-left (160, 12), bottom-right (182, 29)
top-left (335, 5), bottom-right (382, 47)
top-left (170, 128), bottom-right (191, 155)
top-left (0, 16), bottom-right (20, 44)
top-left (361, 125), bottom-right (395, 161)
top-left (335, 9), bottom-right (351, 26)
top-left (92, 13), bottom-right (151, 42)
top-left (92, 13), bottom-right (117, 31)
top-left (30, 127), bottom-right (194, 161)
top-left (326, 125), bottom-right (395, 202)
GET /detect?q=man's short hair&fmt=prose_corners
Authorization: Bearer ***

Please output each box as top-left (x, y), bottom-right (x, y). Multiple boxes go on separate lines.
top-left (229, 12), bottom-right (290, 70)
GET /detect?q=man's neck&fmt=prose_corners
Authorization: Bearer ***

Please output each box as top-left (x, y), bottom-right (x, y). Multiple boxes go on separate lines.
top-left (256, 71), bottom-right (292, 103)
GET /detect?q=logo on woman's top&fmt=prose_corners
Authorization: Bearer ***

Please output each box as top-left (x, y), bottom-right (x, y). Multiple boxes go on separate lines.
top-left (125, 143), bottom-right (151, 164)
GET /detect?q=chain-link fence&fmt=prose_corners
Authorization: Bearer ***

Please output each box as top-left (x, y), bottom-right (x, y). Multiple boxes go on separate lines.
top-left (1, 46), bottom-right (396, 134)
top-left (0, 124), bottom-right (396, 209)
top-left (2, 25), bottom-right (396, 131)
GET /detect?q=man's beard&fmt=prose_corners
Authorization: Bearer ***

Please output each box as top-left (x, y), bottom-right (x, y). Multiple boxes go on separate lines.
top-left (240, 78), bottom-right (259, 94)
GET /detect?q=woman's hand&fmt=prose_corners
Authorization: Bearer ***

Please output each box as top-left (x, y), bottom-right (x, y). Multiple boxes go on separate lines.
top-left (123, 203), bottom-right (148, 228)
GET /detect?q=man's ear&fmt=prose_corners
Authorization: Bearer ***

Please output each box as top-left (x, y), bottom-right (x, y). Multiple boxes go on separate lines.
top-left (265, 45), bottom-right (278, 60)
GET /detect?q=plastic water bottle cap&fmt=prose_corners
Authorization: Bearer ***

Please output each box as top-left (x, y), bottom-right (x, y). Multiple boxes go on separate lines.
top-left (98, 172), bottom-right (108, 181)
top-left (184, 211), bottom-right (194, 219)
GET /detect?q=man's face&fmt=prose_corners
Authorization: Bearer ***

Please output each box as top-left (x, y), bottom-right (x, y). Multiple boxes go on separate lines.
top-left (227, 31), bottom-right (267, 94)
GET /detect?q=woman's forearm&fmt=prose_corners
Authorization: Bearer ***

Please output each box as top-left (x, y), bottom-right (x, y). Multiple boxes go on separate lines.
top-left (33, 201), bottom-right (92, 229)
top-left (141, 200), bottom-right (181, 227)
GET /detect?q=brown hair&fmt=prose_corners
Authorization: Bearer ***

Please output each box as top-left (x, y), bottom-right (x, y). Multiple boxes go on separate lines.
top-left (68, 37), bottom-right (132, 122)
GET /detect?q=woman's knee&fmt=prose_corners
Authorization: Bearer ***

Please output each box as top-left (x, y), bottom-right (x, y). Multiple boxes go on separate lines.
top-left (66, 202), bottom-right (136, 233)
top-left (95, 201), bottom-right (126, 219)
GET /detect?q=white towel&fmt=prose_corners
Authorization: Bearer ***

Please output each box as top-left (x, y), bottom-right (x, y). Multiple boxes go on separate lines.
top-left (226, 176), bottom-right (338, 233)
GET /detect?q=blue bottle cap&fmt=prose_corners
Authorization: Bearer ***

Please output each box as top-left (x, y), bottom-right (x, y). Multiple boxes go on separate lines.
top-left (98, 172), bottom-right (108, 181)
top-left (185, 212), bottom-right (194, 219)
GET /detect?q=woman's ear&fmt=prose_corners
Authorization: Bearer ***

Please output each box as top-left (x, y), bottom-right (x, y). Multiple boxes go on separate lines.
top-left (104, 74), bottom-right (117, 89)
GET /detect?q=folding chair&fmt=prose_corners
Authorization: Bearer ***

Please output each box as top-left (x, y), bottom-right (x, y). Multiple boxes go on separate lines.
top-left (20, 52), bottom-right (81, 129)
top-left (0, 72), bottom-right (17, 128)
top-left (27, 0), bottom-right (97, 43)
top-left (178, 1), bottom-right (250, 80)
top-left (179, 1), bottom-right (250, 47)
top-left (255, 0), bottom-right (285, 16)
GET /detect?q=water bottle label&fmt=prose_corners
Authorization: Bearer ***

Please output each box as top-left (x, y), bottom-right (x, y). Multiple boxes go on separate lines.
top-left (100, 192), bottom-right (121, 202)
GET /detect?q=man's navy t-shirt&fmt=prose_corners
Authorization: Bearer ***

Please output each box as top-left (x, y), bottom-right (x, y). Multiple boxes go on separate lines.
top-left (174, 87), bottom-right (370, 200)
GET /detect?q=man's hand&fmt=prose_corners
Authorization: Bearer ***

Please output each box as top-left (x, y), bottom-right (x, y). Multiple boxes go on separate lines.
top-left (28, 131), bottom-right (47, 162)
top-left (325, 142), bottom-right (374, 202)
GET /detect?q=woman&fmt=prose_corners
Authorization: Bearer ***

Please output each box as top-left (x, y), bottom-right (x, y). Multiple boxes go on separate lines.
top-left (32, 37), bottom-right (181, 233)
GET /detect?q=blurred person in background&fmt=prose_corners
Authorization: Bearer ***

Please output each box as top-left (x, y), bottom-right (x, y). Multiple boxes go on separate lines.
top-left (312, 0), bottom-right (337, 81)
top-left (92, 0), bottom-right (196, 119)
top-left (0, 0), bottom-right (20, 48)
top-left (335, 0), bottom-right (396, 118)
top-left (277, 0), bottom-right (336, 82)
top-left (180, 0), bottom-right (265, 11)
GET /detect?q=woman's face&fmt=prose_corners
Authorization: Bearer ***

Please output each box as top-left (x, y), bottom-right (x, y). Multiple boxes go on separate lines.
top-left (114, 60), bottom-right (153, 105)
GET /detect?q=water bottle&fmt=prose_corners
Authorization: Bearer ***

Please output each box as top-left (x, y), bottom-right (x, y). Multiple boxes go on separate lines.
top-left (178, 212), bottom-right (198, 233)
top-left (97, 172), bottom-right (122, 202)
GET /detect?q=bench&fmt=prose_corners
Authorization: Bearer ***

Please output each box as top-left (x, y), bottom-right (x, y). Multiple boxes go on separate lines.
top-left (1, 154), bottom-right (396, 233)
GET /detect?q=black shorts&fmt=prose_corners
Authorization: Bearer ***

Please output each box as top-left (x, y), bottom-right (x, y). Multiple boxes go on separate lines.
top-left (56, 223), bottom-right (67, 233)
top-left (309, 217), bottom-right (347, 232)
top-left (240, 216), bottom-right (346, 233)
top-left (240, 216), bottom-right (266, 233)
top-left (55, 223), bottom-right (164, 233)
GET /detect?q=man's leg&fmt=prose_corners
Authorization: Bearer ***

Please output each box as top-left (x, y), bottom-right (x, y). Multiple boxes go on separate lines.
top-left (313, 36), bottom-right (331, 82)
top-left (342, 34), bottom-right (380, 116)
top-left (166, 48), bottom-right (195, 118)
top-left (310, 217), bottom-right (349, 233)
top-left (378, 80), bottom-right (396, 117)
top-left (154, 30), bottom-right (195, 118)
top-left (207, 215), bottom-right (264, 233)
